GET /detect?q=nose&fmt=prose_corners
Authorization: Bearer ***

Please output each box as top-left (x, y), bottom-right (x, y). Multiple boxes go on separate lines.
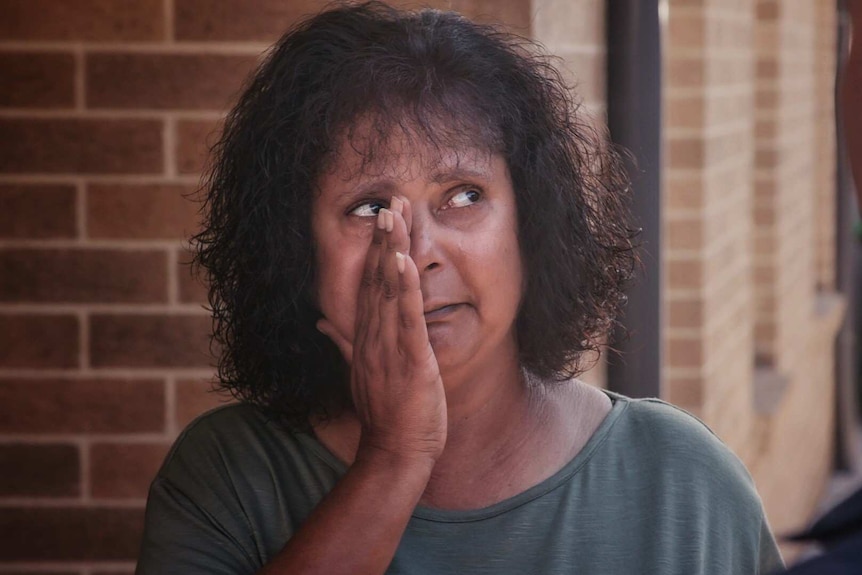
top-left (408, 211), bottom-right (442, 273)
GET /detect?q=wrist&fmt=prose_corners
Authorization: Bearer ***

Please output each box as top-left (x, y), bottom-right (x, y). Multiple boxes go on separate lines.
top-left (353, 441), bottom-right (438, 479)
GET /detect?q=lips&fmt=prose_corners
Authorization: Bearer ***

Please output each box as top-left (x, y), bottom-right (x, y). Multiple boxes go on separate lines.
top-left (423, 303), bottom-right (466, 322)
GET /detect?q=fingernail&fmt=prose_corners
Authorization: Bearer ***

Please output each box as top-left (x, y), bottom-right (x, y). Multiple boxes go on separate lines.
top-left (396, 251), bottom-right (405, 274)
top-left (377, 209), bottom-right (386, 230)
top-left (385, 210), bottom-right (394, 232)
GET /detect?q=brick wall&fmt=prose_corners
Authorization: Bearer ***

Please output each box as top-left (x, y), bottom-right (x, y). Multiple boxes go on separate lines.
top-left (0, 0), bottom-right (532, 571)
top-left (746, 0), bottom-right (842, 552)
top-left (753, 0), bottom-right (818, 374)
top-left (815, 2), bottom-right (838, 291)
top-left (664, 0), bottom-right (758, 451)
top-left (0, 0), bottom-right (258, 570)
top-left (664, 0), bottom-right (843, 560)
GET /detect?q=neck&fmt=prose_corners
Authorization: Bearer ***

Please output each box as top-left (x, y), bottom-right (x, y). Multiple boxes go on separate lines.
top-left (430, 349), bottom-right (535, 469)
top-left (314, 340), bottom-right (541, 478)
top-left (311, 340), bottom-right (610, 510)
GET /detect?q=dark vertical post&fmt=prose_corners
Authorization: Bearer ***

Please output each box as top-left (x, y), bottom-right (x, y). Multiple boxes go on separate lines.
top-left (605, 0), bottom-right (663, 397)
top-left (834, 0), bottom-right (861, 471)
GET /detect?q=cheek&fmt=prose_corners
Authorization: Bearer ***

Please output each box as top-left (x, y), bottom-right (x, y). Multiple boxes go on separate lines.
top-left (473, 222), bottom-right (524, 314)
top-left (315, 240), bottom-right (367, 338)
top-left (494, 212), bottom-right (524, 291)
top-left (495, 242), bottom-right (525, 308)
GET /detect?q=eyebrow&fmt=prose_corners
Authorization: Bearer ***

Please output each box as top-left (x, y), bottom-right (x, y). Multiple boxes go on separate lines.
top-left (335, 180), bottom-right (398, 203)
top-left (335, 165), bottom-right (493, 202)
top-left (429, 166), bottom-right (492, 184)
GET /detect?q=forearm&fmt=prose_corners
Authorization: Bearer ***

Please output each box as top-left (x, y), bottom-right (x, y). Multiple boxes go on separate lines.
top-left (258, 450), bottom-right (433, 575)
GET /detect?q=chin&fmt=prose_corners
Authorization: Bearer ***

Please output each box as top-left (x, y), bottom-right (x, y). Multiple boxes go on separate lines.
top-left (428, 331), bottom-right (474, 373)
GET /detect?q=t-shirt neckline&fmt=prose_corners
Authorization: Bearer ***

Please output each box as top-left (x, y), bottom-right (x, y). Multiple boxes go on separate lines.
top-left (298, 390), bottom-right (630, 523)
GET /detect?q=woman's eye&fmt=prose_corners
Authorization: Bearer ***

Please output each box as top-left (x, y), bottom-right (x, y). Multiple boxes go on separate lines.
top-left (349, 201), bottom-right (386, 217)
top-left (448, 189), bottom-right (481, 208)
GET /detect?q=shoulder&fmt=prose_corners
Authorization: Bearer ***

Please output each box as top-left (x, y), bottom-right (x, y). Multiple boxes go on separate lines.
top-left (614, 395), bottom-right (745, 465)
top-left (155, 403), bottom-right (315, 496)
top-left (172, 402), bottom-right (276, 445)
top-left (608, 394), bottom-right (763, 512)
top-left (161, 403), bottom-right (272, 468)
top-left (577, 393), bottom-right (783, 572)
top-left (140, 405), bottom-right (330, 572)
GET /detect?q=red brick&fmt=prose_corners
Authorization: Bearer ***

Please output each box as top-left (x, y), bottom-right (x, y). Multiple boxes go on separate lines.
top-left (86, 53), bottom-right (258, 110)
top-left (0, 118), bottom-right (163, 175)
top-left (756, 1), bottom-right (779, 21)
top-left (177, 118), bottom-right (222, 174)
top-left (90, 442), bottom-right (170, 499)
top-left (174, 0), bottom-right (528, 41)
top-left (176, 249), bottom-right (208, 304)
top-left (0, 443), bottom-right (79, 497)
top-left (175, 378), bottom-right (230, 428)
top-left (0, 249), bottom-right (167, 303)
top-left (669, 299), bottom-right (704, 330)
top-left (446, 0), bottom-right (531, 31)
top-left (668, 338), bottom-right (704, 368)
top-left (668, 260), bottom-right (703, 290)
top-left (0, 51), bottom-right (75, 108)
top-left (755, 148), bottom-right (779, 169)
top-left (87, 183), bottom-right (201, 239)
top-left (175, 0), bottom-right (322, 41)
top-left (0, 0), bottom-right (164, 41)
top-left (0, 378), bottom-right (164, 433)
top-left (0, 507), bottom-right (144, 561)
top-left (669, 137), bottom-right (706, 167)
top-left (0, 184), bottom-right (77, 239)
top-left (666, 376), bottom-right (704, 407)
top-left (0, 314), bottom-right (78, 368)
top-left (90, 314), bottom-right (213, 368)
top-left (756, 59), bottom-right (779, 79)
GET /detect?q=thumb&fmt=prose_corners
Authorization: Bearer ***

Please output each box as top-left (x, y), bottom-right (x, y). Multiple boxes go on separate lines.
top-left (316, 318), bottom-right (354, 363)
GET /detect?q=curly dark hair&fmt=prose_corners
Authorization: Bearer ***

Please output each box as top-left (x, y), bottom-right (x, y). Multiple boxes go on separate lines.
top-left (193, 1), bottom-right (638, 431)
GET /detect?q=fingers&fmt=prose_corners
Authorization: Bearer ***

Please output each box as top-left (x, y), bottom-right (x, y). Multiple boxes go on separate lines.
top-left (355, 195), bottom-right (426, 367)
top-left (360, 209), bottom-right (387, 291)
top-left (396, 250), bottom-right (430, 361)
top-left (378, 198), bottom-right (410, 346)
top-left (316, 318), bottom-right (354, 363)
top-left (355, 208), bottom-right (387, 347)
top-left (400, 195), bottom-right (413, 237)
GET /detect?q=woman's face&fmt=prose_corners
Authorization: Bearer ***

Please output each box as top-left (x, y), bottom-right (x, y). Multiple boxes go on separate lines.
top-left (311, 136), bottom-right (524, 385)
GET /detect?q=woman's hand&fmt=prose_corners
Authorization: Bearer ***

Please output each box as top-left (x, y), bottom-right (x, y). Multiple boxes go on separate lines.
top-left (317, 196), bottom-right (448, 467)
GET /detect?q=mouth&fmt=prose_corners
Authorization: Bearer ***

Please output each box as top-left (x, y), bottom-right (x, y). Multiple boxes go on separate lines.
top-left (423, 303), bottom-right (466, 323)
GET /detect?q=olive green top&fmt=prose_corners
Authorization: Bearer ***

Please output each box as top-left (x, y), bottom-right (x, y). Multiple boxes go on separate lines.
top-left (136, 392), bottom-right (784, 574)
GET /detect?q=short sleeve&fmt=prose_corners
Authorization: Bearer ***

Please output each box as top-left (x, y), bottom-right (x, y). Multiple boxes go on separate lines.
top-left (134, 403), bottom-right (340, 574)
top-left (134, 405), bottom-right (275, 575)
top-left (135, 476), bottom-right (259, 575)
top-left (626, 398), bottom-right (787, 575)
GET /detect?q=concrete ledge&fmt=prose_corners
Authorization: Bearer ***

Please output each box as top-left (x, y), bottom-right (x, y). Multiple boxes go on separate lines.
top-left (752, 292), bottom-right (846, 417)
top-left (753, 366), bottom-right (790, 416)
top-left (814, 291), bottom-right (847, 338)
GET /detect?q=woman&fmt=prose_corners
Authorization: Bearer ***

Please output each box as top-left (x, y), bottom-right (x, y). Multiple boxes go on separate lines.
top-left (137, 3), bottom-right (784, 574)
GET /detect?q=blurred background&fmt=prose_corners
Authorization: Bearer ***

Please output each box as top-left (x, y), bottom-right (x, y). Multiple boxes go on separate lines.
top-left (0, 0), bottom-right (858, 572)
